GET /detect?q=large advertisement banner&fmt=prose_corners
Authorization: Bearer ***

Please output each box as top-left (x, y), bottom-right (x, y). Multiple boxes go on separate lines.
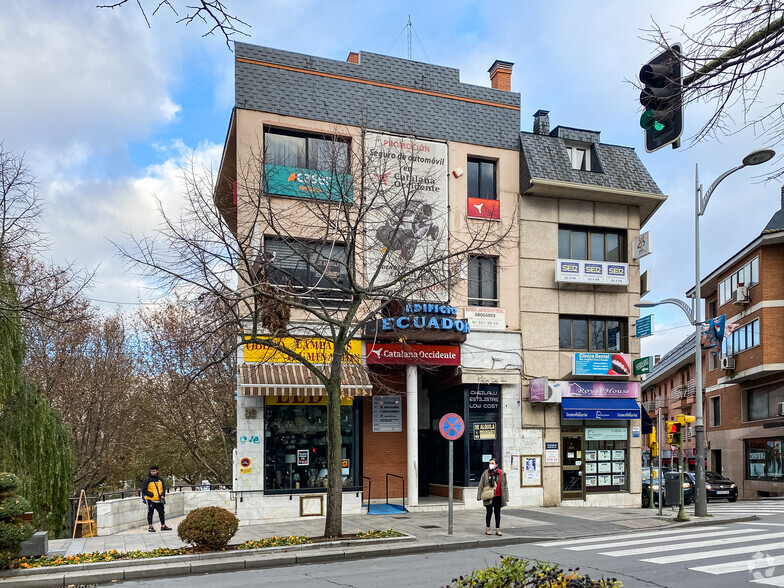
top-left (364, 132), bottom-right (449, 301)
top-left (243, 337), bottom-right (362, 364)
top-left (555, 259), bottom-right (629, 285)
top-left (573, 353), bottom-right (631, 377)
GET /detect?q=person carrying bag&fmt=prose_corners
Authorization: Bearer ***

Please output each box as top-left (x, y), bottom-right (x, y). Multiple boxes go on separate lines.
top-left (476, 457), bottom-right (509, 536)
top-left (141, 466), bottom-right (172, 532)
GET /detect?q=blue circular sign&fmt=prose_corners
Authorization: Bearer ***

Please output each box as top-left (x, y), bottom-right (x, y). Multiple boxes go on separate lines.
top-left (439, 413), bottom-right (465, 440)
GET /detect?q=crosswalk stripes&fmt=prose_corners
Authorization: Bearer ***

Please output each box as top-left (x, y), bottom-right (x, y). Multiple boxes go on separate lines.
top-left (679, 500), bottom-right (784, 517)
top-left (535, 522), bottom-right (784, 585)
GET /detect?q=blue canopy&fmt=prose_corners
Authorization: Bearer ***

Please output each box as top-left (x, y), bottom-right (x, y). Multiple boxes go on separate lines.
top-left (561, 398), bottom-right (641, 420)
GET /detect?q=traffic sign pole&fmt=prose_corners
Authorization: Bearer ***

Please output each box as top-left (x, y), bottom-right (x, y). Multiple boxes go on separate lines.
top-left (438, 413), bottom-right (465, 536)
top-left (448, 440), bottom-right (454, 534)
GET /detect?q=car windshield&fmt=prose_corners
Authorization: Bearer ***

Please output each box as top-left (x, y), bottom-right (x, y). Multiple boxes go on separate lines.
top-left (642, 469), bottom-right (667, 481)
top-left (705, 471), bottom-right (725, 480)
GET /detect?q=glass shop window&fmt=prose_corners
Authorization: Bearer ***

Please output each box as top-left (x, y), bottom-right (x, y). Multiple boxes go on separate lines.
top-left (584, 440), bottom-right (628, 492)
top-left (264, 397), bottom-right (357, 492)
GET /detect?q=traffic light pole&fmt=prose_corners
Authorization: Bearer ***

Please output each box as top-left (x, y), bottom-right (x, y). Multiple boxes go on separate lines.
top-left (657, 408), bottom-right (663, 516)
top-left (677, 432), bottom-right (688, 521)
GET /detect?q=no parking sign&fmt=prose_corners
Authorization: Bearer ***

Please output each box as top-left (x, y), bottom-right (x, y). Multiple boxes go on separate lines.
top-left (439, 413), bottom-right (465, 440)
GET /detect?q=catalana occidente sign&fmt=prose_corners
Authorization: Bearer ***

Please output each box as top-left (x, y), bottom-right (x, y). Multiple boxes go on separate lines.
top-left (366, 343), bottom-right (460, 366)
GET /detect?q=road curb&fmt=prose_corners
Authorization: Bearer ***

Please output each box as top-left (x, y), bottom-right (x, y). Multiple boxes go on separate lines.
top-left (0, 516), bottom-right (757, 586)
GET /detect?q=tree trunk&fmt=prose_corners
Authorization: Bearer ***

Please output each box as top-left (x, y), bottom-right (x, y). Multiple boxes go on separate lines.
top-left (323, 377), bottom-right (343, 538)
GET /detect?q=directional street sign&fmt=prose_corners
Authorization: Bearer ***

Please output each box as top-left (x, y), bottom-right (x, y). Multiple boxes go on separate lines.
top-left (439, 413), bottom-right (465, 440)
top-left (634, 356), bottom-right (654, 376)
top-left (635, 315), bottom-right (653, 338)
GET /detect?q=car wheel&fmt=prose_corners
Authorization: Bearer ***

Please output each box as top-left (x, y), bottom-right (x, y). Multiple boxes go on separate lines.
top-left (729, 496), bottom-right (737, 503)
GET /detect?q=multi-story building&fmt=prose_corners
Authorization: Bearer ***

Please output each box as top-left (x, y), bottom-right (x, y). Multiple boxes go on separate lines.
top-left (215, 42), bottom-right (664, 522)
top-left (642, 187), bottom-right (784, 498)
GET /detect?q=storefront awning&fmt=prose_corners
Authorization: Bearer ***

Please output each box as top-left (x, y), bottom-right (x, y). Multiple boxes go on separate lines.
top-left (561, 398), bottom-right (641, 420)
top-left (239, 363), bottom-right (372, 397)
top-left (641, 407), bottom-right (653, 434)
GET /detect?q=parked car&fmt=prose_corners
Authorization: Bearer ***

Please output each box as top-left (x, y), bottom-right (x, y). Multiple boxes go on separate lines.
top-left (685, 471), bottom-right (738, 502)
top-left (641, 468), bottom-right (694, 507)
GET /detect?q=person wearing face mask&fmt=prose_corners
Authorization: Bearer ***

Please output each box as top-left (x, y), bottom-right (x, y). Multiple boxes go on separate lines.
top-left (476, 457), bottom-right (509, 536)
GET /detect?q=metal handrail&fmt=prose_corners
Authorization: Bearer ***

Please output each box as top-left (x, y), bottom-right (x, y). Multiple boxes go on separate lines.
top-left (362, 476), bottom-right (372, 512)
top-left (385, 473), bottom-right (404, 506)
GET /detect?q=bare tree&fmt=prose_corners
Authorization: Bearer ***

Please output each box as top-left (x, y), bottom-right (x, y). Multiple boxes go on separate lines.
top-left (118, 126), bottom-right (513, 536)
top-left (131, 296), bottom-right (236, 484)
top-left (646, 1), bottom-right (784, 176)
top-left (96, 0), bottom-right (250, 48)
top-left (0, 144), bottom-right (92, 325)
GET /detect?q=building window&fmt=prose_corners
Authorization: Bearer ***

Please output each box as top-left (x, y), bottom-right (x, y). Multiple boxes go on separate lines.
top-left (565, 144), bottom-right (591, 171)
top-left (710, 396), bottom-right (721, 427)
top-left (708, 300), bottom-right (717, 319)
top-left (558, 226), bottom-right (625, 261)
top-left (468, 256), bottom-right (498, 307)
top-left (746, 437), bottom-right (784, 481)
top-left (721, 319), bottom-right (760, 356)
top-left (263, 238), bottom-right (349, 306)
top-left (559, 316), bottom-right (625, 352)
top-left (467, 158), bottom-right (497, 200)
top-left (719, 257), bottom-right (759, 305)
top-left (709, 351), bottom-right (720, 371)
top-left (747, 382), bottom-right (784, 421)
top-left (265, 128), bottom-right (349, 172)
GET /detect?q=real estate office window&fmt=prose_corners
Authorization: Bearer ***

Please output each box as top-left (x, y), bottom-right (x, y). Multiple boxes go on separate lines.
top-left (264, 128), bottom-right (349, 172)
top-left (467, 158), bottom-right (497, 200)
top-left (558, 227), bottom-right (625, 262)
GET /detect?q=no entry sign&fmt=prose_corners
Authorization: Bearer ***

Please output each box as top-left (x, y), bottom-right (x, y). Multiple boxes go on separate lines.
top-left (439, 413), bottom-right (465, 440)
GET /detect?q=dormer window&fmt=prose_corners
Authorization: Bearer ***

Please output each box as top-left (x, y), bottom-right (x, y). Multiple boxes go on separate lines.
top-left (566, 143), bottom-right (590, 171)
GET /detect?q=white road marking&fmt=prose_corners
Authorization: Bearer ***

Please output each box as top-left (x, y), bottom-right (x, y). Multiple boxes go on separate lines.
top-left (642, 539), bottom-right (784, 565)
top-left (533, 526), bottom-right (727, 547)
top-left (690, 553), bottom-right (784, 574)
top-left (607, 531), bottom-right (784, 558)
top-left (567, 527), bottom-right (754, 551)
top-left (752, 577), bottom-right (784, 586)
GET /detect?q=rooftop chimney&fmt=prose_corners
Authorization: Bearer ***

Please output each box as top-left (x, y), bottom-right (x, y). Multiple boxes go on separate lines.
top-left (347, 52), bottom-right (359, 64)
top-left (488, 60), bottom-right (514, 91)
top-left (533, 110), bottom-right (550, 135)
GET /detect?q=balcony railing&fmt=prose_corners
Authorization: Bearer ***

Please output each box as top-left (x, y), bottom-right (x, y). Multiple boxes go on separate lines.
top-left (654, 397), bottom-right (667, 409)
top-left (643, 401), bottom-right (654, 412)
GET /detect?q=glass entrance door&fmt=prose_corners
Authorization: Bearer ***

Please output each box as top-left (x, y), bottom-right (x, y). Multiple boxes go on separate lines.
top-left (562, 434), bottom-right (584, 500)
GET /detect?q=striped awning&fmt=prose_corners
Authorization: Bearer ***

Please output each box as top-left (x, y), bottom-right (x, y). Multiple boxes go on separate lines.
top-left (239, 363), bottom-right (372, 397)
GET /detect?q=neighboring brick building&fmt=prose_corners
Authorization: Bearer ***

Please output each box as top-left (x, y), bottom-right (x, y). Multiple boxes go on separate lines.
top-left (215, 43), bottom-right (665, 522)
top-left (642, 187), bottom-right (784, 498)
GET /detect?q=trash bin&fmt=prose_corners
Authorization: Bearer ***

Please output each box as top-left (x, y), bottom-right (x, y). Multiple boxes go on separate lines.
top-left (664, 472), bottom-right (684, 506)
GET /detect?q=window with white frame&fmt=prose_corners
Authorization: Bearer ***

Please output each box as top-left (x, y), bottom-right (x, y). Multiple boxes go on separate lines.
top-left (719, 257), bottom-right (759, 305)
top-left (721, 319), bottom-right (760, 356)
top-left (565, 144), bottom-right (591, 171)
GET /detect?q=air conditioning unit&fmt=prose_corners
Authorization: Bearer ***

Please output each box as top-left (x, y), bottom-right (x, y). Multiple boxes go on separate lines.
top-left (778, 402), bottom-right (784, 417)
top-left (721, 356), bottom-right (736, 370)
top-left (732, 286), bottom-right (750, 304)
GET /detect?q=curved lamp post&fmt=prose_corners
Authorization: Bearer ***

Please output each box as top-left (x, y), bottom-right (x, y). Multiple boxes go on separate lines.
top-left (640, 148), bottom-right (775, 518)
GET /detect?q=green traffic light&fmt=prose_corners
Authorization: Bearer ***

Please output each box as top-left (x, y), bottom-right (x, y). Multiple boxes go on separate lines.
top-left (640, 110), bottom-right (667, 133)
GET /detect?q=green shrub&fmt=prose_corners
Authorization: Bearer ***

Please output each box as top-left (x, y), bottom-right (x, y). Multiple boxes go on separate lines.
top-left (177, 507), bottom-right (238, 551)
top-left (0, 473), bottom-right (33, 569)
top-left (445, 556), bottom-right (622, 588)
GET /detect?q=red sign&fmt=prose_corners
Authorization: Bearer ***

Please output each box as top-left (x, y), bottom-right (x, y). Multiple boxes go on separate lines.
top-left (467, 197), bottom-right (500, 220)
top-left (366, 343), bottom-right (460, 366)
top-left (240, 457), bottom-right (251, 468)
top-left (439, 413), bottom-right (465, 440)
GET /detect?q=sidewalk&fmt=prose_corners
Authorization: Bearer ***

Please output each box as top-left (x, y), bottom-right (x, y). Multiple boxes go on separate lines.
top-left (1, 505), bottom-right (754, 587)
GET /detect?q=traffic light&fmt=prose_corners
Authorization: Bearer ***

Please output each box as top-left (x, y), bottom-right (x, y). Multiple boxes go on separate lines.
top-left (639, 44), bottom-right (683, 153)
top-left (677, 414), bottom-right (696, 426)
top-left (666, 421), bottom-right (681, 445)
top-left (651, 442), bottom-right (659, 457)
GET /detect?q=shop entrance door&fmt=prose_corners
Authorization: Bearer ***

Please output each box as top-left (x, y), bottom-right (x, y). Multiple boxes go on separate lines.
top-left (562, 434), bottom-right (584, 500)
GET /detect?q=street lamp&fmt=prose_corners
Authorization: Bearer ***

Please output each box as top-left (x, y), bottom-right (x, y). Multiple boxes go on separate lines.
top-left (692, 148), bottom-right (774, 517)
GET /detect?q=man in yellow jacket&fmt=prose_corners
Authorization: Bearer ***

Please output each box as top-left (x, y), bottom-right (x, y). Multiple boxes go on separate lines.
top-left (142, 466), bottom-right (172, 532)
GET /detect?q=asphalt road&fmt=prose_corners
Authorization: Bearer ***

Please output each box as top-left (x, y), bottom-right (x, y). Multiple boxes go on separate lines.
top-left (107, 501), bottom-right (784, 588)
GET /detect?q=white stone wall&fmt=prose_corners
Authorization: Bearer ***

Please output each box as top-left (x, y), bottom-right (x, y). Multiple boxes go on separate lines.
top-left (235, 393), bottom-right (265, 491)
top-left (235, 491), bottom-right (363, 525)
top-left (96, 490), bottom-right (234, 536)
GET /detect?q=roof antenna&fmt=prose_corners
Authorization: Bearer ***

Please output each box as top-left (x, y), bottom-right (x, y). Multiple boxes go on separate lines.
top-left (407, 15), bottom-right (412, 60)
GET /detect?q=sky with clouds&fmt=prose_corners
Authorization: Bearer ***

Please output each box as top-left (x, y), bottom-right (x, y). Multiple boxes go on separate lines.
top-left (2, 0), bottom-right (782, 360)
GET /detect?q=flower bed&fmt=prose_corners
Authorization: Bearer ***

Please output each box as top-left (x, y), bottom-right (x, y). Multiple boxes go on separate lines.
top-left (13, 530), bottom-right (402, 569)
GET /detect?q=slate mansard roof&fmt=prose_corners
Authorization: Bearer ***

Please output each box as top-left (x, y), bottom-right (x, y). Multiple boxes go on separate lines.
top-left (234, 42), bottom-right (521, 151)
top-left (519, 127), bottom-right (663, 196)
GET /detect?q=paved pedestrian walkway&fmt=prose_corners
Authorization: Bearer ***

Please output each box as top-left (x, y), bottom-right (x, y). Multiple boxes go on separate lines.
top-left (48, 502), bottom-right (744, 557)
